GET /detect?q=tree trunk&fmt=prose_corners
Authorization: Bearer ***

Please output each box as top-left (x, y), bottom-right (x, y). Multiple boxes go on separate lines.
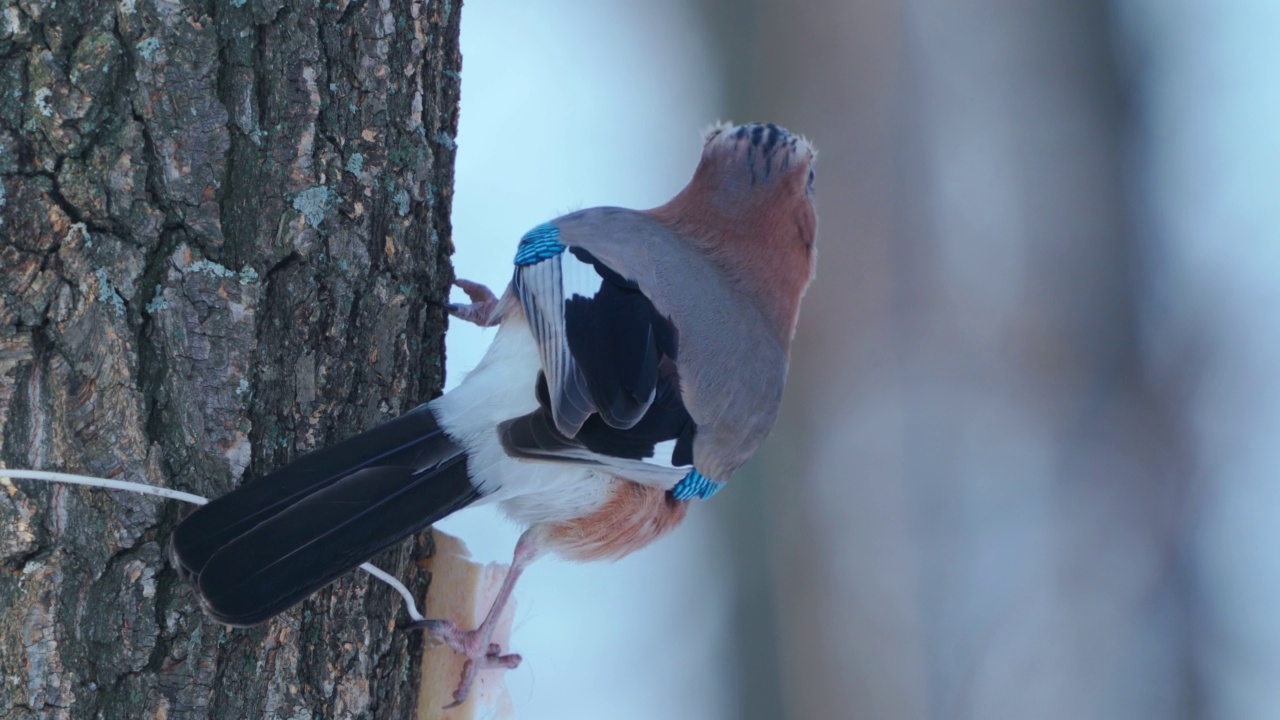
top-left (0, 0), bottom-right (461, 716)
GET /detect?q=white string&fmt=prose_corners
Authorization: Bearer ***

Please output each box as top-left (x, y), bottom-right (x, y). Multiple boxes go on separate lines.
top-left (1, 469), bottom-right (212, 505)
top-left (0, 468), bottom-right (425, 622)
top-left (358, 562), bottom-right (425, 622)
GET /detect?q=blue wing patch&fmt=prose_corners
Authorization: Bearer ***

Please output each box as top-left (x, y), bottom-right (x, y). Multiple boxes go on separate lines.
top-left (514, 223), bottom-right (565, 266)
top-left (670, 469), bottom-right (723, 501)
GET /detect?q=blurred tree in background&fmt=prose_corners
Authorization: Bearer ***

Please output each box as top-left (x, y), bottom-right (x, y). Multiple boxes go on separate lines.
top-left (709, 1), bottom-right (1278, 718)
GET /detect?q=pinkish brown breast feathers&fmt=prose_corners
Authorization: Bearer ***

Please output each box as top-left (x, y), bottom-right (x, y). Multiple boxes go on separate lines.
top-left (545, 480), bottom-right (690, 561)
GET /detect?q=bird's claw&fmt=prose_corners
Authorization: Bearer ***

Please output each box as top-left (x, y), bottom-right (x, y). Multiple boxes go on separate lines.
top-left (442, 648), bottom-right (523, 709)
top-left (446, 279), bottom-right (500, 327)
top-left (410, 618), bottom-right (521, 708)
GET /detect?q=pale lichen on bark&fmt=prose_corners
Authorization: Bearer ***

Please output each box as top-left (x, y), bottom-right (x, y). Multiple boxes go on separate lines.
top-left (0, 0), bottom-right (461, 716)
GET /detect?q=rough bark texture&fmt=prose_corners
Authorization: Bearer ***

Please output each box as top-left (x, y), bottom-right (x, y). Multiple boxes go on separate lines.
top-left (0, 0), bottom-right (461, 717)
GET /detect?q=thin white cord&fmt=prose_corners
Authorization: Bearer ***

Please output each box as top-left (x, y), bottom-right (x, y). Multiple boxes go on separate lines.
top-left (0, 468), bottom-right (426, 622)
top-left (358, 562), bottom-right (425, 622)
top-left (1, 469), bottom-right (212, 505)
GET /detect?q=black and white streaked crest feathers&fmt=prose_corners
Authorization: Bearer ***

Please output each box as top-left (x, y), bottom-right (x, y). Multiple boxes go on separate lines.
top-left (510, 245), bottom-right (694, 481)
top-left (704, 122), bottom-right (806, 184)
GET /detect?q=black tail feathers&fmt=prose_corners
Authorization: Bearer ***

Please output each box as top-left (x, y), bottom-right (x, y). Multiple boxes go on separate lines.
top-left (170, 405), bottom-right (480, 626)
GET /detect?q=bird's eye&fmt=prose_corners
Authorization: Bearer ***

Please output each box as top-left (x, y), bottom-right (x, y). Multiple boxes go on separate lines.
top-left (806, 167), bottom-right (816, 195)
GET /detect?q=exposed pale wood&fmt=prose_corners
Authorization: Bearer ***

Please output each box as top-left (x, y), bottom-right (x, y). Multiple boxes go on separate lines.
top-left (418, 531), bottom-right (516, 720)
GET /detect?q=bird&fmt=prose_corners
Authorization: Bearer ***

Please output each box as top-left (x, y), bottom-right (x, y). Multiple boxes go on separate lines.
top-left (169, 121), bottom-right (818, 706)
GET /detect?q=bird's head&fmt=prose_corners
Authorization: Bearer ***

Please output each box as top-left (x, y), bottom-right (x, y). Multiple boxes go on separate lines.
top-left (697, 122), bottom-right (817, 205)
top-left (653, 122), bottom-right (819, 340)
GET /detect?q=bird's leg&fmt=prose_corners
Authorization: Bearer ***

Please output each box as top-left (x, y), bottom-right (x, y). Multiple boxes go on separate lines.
top-left (446, 278), bottom-right (501, 327)
top-left (410, 526), bottom-right (546, 708)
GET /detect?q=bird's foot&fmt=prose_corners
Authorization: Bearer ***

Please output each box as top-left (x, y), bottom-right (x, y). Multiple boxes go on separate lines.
top-left (411, 618), bottom-right (521, 708)
top-left (446, 279), bottom-right (500, 327)
top-left (408, 527), bottom-right (542, 708)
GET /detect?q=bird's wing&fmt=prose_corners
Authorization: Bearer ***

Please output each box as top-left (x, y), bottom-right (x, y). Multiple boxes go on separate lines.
top-left (509, 234), bottom-right (694, 484)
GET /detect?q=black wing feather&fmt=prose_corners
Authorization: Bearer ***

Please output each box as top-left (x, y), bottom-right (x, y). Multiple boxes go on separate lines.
top-left (171, 407), bottom-right (457, 578)
top-left (196, 457), bottom-right (476, 626)
top-left (502, 367), bottom-right (695, 471)
top-left (563, 247), bottom-right (677, 429)
top-left (511, 245), bottom-right (696, 478)
top-left (171, 406), bottom-right (481, 626)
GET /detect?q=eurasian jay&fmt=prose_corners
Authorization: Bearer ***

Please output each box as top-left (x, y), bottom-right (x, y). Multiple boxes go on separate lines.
top-left (170, 121), bottom-right (818, 705)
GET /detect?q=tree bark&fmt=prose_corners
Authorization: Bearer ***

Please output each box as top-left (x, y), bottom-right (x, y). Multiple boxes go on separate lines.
top-left (0, 0), bottom-right (461, 716)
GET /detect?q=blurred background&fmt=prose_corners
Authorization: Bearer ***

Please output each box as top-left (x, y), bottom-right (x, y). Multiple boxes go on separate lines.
top-left (436, 1), bottom-right (1280, 718)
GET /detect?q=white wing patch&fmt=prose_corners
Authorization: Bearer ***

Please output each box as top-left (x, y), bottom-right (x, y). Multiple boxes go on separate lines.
top-left (649, 439), bottom-right (687, 469)
top-left (561, 250), bottom-right (604, 302)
